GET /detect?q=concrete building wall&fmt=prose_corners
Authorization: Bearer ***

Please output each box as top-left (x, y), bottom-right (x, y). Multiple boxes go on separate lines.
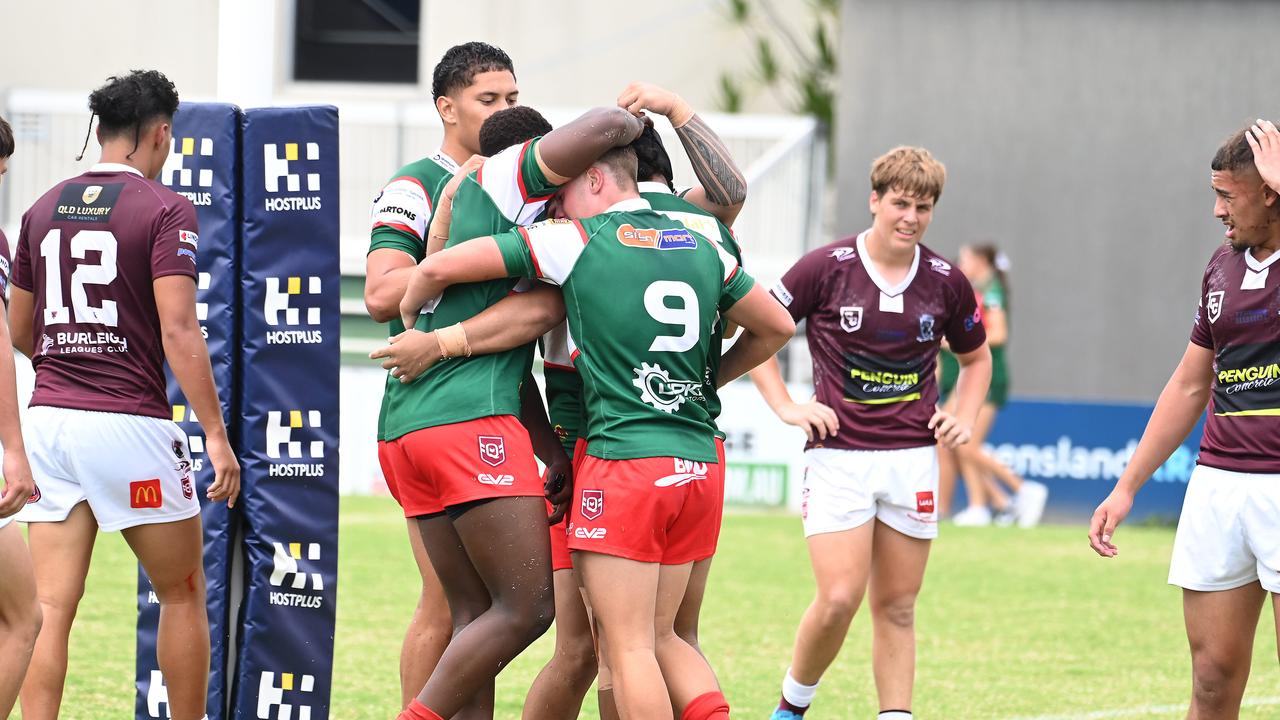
top-left (837, 0), bottom-right (1279, 402)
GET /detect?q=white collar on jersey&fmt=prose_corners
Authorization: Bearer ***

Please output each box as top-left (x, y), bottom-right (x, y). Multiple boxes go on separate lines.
top-left (1245, 247), bottom-right (1280, 272)
top-left (430, 148), bottom-right (462, 173)
top-left (605, 197), bottom-right (652, 213)
top-left (89, 163), bottom-right (144, 177)
top-left (855, 229), bottom-right (920, 298)
top-left (637, 181), bottom-right (674, 195)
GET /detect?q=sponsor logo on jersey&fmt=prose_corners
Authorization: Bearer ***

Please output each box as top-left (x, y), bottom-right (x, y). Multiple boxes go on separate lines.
top-left (928, 257), bottom-right (952, 276)
top-left (269, 541), bottom-right (325, 609)
top-left (615, 224), bottom-right (697, 250)
top-left (1235, 308), bottom-right (1269, 325)
top-left (181, 475), bottom-right (194, 500)
top-left (50, 331), bottom-right (129, 355)
top-left (1217, 362), bottom-right (1280, 389)
top-left (840, 306), bottom-right (863, 333)
top-left (917, 314), bottom-right (936, 342)
top-left (266, 410), bottom-right (326, 477)
top-left (830, 247), bottom-right (856, 262)
top-left (771, 280), bottom-right (793, 307)
top-left (257, 671), bottom-right (316, 719)
top-left (161, 136), bottom-right (216, 206)
top-left (264, 276), bottom-right (324, 344)
top-left (1206, 290), bottom-right (1224, 323)
top-left (633, 362), bottom-right (705, 413)
top-left (145, 670), bottom-right (170, 718)
top-left (655, 458), bottom-right (709, 488)
top-left (573, 526), bottom-right (607, 539)
top-left (580, 489), bottom-right (604, 521)
top-left (53, 182), bottom-right (122, 222)
top-left (130, 479), bottom-right (163, 509)
top-left (964, 307), bottom-right (982, 332)
top-left (263, 142), bottom-right (323, 212)
top-left (27, 484), bottom-right (40, 504)
top-left (916, 491), bottom-right (935, 514)
top-left (178, 230), bottom-right (199, 249)
top-left (478, 436), bottom-right (506, 466)
top-left (477, 473), bottom-right (515, 486)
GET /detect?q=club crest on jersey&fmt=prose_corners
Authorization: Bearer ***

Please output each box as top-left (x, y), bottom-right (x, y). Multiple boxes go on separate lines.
top-left (829, 247), bottom-right (856, 262)
top-left (82, 185), bottom-right (103, 204)
top-left (1206, 290), bottom-right (1224, 324)
top-left (633, 362), bottom-right (704, 413)
top-left (928, 257), bottom-right (952, 276)
top-left (478, 436), bottom-right (505, 467)
top-left (616, 224), bottom-right (697, 250)
top-left (917, 314), bottom-right (936, 342)
top-left (840, 306), bottom-right (863, 333)
top-left (581, 489), bottom-right (604, 521)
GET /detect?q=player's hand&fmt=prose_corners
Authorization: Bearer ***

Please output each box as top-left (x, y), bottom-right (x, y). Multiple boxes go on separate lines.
top-left (399, 305), bottom-right (420, 334)
top-left (928, 409), bottom-right (972, 448)
top-left (0, 448), bottom-right (35, 518)
top-left (370, 329), bottom-right (442, 383)
top-left (543, 453), bottom-right (573, 525)
top-left (1246, 119), bottom-right (1280, 194)
top-left (205, 435), bottom-right (241, 509)
top-left (777, 399), bottom-right (839, 442)
top-left (618, 82), bottom-right (680, 116)
top-left (1088, 489), bottom-right (1133, 558)
top-left (444, 155), bottom-right (485, 199)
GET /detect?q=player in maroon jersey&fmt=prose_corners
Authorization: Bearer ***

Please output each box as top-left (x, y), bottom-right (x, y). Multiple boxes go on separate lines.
top-left (1090, 120), bottom-right (1280, 718)
top-left (9, 71), bottom-right (238, 720)
top-left (752, 146), bottom-right (991, 720)
top-left (0, 114), bottom-right (41, 720)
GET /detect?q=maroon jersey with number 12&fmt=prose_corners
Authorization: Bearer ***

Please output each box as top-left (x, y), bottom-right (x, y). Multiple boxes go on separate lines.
top-left (771, 231), bottom-right (986, 451)
top-left (12, 163), bottom-right (199, 419)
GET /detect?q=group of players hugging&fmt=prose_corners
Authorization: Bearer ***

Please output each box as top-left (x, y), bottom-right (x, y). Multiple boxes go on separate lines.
top-left (0, 35), bottom-right (1276, 720)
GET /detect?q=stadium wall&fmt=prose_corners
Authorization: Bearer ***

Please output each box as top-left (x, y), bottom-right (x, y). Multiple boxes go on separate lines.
top-left (836, 0), bottom-right (1280, 402)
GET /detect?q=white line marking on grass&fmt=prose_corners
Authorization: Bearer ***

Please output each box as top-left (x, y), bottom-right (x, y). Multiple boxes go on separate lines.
top-left (1012, 696), bottom-right (1280, 720)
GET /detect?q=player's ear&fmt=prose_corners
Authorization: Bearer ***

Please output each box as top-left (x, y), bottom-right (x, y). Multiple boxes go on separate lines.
top-left (868, 190), bottom-right (880, 214)
top-left (1262, 183), bottom-right (1278, 208)
top-left (436, 95), bottom-right (456, 127)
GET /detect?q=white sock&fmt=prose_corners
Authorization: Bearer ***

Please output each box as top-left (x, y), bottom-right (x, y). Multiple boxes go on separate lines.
top-left (781, 669), bottom-right (819, 708)
top-left (878, 712), bottom-right (912, 719)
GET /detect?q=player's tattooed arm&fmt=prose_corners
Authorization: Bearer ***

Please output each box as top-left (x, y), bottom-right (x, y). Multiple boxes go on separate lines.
top-left (618, 82), bottom-right (747, 225)
top-left (1089, 342), bottom-right (1214, 558)
top-left (0, 301), bottom-right (33, 517)
top-left (535, 107), bottom-right (645, 184)
top-left (373, 285), bottom-right (565, 383)
top-left (156, 275), bottom-right (240, 508)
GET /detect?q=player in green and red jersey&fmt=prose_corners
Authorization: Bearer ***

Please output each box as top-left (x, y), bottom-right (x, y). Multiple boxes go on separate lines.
top-left (398, 147), bottom-right (793, 720)
top-left (388, 106), bottom-right (644, 720)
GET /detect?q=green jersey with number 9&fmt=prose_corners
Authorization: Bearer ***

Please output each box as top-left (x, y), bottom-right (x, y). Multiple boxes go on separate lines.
top-left (495, 198), bottom-right (755, 462)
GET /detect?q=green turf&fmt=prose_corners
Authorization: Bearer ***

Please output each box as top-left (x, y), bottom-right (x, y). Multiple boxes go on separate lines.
top-left (16, 496), bottom-right (1280, 719)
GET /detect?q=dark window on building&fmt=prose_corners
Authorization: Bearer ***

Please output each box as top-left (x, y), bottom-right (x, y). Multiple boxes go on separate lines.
top-left (294, 0), bottom-right (420, 83)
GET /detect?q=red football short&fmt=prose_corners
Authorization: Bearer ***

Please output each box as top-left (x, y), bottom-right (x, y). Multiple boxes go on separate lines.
top-left (549, 437), bottom-right (590, 572)
top-left (388, 415), bottom-right (542, 515)
top-left (567, 451), bottom-right (722, 564)
top-left (378, 439), bottom-right (442, 517)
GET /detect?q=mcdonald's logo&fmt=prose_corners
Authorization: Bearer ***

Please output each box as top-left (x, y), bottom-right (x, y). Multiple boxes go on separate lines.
top-left (130, 479), bottom-right (163, 509)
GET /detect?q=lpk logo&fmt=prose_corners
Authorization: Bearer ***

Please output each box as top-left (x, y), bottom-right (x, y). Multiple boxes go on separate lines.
top-left (269, 541), bottom-right (325, 609)
top-left (146, 670), bottom-right (170, 718)
top-left (257, 671), bottom-right (315, 720)
top-left (264, 276), bottom-right (323, 345)
top-left (263, 142), bottom-right (323, 212)
top-left (161, 137), bottom-right (214, 207)
top-left (266, 410), bottom-right (323, 460)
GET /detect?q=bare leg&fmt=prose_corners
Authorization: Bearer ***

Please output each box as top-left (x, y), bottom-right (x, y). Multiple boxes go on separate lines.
top-left (867, 520), bottom-right (931, 712)
top-left (522, 568), bottom-right (597, 720)
top-left (955, 405), bottom-right (1000, 510)
top-left (653, 561), bottom-right (722, 713)
top-left (788, 521), bottom-right (875, 684)
top-left (400, 517), bottom-right (452, 709)
top-left (19, 503), bottom-right (96, 720)
top-left (0, 522), bottom-right (41, 717)
top-left (1184, 584), bottom-right (1264, 719)
top-left (936, 445), bottom-right (958, 517)
top-left (674, 557), bottom-right (713, 654)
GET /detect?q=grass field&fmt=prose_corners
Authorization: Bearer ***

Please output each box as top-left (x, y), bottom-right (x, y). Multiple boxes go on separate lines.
top-left (14, 496), bottom-right (1280, 719)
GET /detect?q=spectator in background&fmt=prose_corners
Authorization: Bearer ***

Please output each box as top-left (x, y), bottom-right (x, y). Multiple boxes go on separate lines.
top-left (939, 244), bottom-right (1048, 527)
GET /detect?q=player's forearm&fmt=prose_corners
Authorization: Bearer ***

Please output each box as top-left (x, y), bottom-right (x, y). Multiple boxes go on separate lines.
top-left (1114, 376), bottom-right (1210, 496)
top-left (0, 325), bottom-right (27, 453)
top-left (951, 349), bottom-right (992, 429)
top-left (364, 266), bottom-right (413, 324)
top-left (519, 376), bottom-right (566, 466)
top-left (675, 114), bottom-right (747, 209)
top-left (720, 330), bottom-right (789, 387)
top-left (163, 325), bottom-right (229, 442)
top-left (464, 287), bottom-right (565, 356)
top-left (539, 107), bottom-right (645, 180)
top-left (400, 263), bottom-right (447, 325)
top-left (426, 199), bottom-right (454, 257)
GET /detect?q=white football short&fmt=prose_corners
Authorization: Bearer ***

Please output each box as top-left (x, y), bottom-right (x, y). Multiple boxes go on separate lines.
top-left (17, 406), bottom-right (199, 532)
top-left (801, 446), bottom-right (939, 539)
top-left (1169, 464), bottom-right (1280, 593)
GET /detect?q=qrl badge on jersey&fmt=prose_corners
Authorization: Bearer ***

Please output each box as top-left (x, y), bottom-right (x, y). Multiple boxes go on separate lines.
top-left (840, 306), bottom-right (863, 333)
top-left (478, 436), bottom-right (506, 467)
top-left (581, 489), bottom-right (604, 521)
top-left (1206, 290), bottom-right (1224, 323)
